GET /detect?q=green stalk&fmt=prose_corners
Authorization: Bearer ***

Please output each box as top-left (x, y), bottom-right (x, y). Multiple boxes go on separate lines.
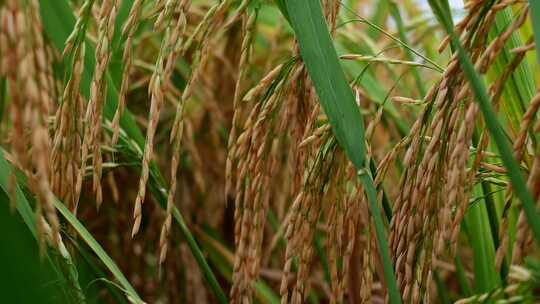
top-left (480, 181), bottom-right (507, 273)
top-left (282, 1), bottom-right (401, 302)
top-left (370, 159), bottom-right (392, 222)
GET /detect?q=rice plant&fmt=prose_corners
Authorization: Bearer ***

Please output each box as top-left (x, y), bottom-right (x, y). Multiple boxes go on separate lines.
top-left (0, 0), bottom-right (539, 303)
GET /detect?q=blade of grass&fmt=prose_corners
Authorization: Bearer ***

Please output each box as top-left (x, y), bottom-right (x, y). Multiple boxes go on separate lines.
top-left (428, 0), bottom-right (540, 246)
top-left (53, 199), bottom-right (144, 303)
top-left (0, 150), bottom-right (86, 303)
top-left (284, 3), bottom-right (365, 168)
top-left (529, 0), bottom-right (540, 69)
top-left (73, 241), bottom-right (129, 304)
top-left (0, 149), bottom-right (144, 303)
top-left (0, 195), bottom-right (73, 304)
top-left (0, 155), bottom-right (38, 233)
top-left (282, 1), bottom-right (401, 303)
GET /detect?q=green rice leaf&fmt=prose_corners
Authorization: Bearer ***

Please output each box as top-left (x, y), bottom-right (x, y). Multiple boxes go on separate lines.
top-left (0, 150), bottom-right (86, 303)
top-left (53, 198), bottom-right (144, 303)
top-left (530, 0), bottom-right (540, 70)
top-left (284, 1), bottom-right (365, 169)
top-left (0, 150), bottom-right (143, 303)
top-left (283, 1), bottom-right (401, 303)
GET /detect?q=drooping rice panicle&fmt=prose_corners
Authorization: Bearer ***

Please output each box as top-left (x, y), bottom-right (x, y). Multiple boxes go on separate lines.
top-left (1, 0), bottom-right (60, 249)
top-left (111, 0), bottom-right (145, 145)
top-left (132, 0), bottom-right (185, 237)
top-left (83, 0), bottom-right (119, 209)
top-left (158, 0), bottom-right (191, 262)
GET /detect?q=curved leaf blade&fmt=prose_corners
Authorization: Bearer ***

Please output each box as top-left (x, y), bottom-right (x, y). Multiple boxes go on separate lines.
top-left (283, 1), bottom-right (401, 303)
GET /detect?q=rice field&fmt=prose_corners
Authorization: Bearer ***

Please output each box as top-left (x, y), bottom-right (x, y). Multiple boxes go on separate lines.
top-left (0, 0), bottom-right (539, 303)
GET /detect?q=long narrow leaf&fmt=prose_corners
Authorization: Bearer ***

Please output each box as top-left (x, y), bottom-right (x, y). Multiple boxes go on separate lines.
top-left (0, 196), bottom-right (70, 303)
top-left (529, 0), bottom-right (540, 70)
top-left (54, 198), bottom-right (144, 303)
top-left (0, 150), bottom-right (85, 303)
top-left (0, 150), bottom-right (143, 303)
top-left (283, 1), bottom-right (401, 303)
top-left (284, 1), bottom-right (365, 168)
